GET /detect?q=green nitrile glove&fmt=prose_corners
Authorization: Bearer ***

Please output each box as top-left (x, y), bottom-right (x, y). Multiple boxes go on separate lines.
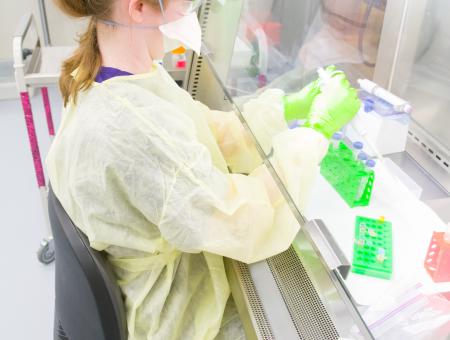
top-left (304, 68), bottom-right (360, 139)
top-left (283, 79), bottom-right (321, 122)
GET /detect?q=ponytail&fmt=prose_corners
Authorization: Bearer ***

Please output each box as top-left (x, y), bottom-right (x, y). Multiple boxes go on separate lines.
top-left (59, 18), bottom-right (102, 106)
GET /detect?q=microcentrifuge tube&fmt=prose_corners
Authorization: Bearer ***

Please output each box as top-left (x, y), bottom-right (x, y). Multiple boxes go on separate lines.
top-left (445, 223), bottom-right (450, 244)
top-left (356, 175), bottom-right (369, 201)
top-left (352, 141), bottom-right (364, 158)
top-left (331, 132), bottom-right (343, 149)
top-left (376, 248), bottom-right (386, 263)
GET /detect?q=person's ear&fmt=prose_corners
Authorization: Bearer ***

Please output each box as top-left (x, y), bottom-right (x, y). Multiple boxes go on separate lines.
top-left (128, 0), bottom-right (145, 23)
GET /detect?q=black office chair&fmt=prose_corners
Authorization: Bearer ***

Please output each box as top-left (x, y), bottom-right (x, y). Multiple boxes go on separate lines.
top-left (48, 186), bottom-right (127, 340)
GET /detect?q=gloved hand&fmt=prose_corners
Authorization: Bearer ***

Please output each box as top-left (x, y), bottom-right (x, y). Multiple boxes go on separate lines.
top-left (283, 78), bottom-right (321, 122)
top-left (303, 66), bottom-right (360, 139)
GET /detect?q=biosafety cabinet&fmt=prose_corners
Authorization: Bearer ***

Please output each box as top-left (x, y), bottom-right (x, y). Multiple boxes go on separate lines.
top-left (182, 1), bottom-right (450, 339)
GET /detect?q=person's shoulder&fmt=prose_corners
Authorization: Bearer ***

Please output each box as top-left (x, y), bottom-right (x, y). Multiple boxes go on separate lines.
top-left (73, 85), bottom-right (159, 145)
top-left (74, 76), bottom-right (197, 147)
top-left (76, 83), bottom-right (154, 126)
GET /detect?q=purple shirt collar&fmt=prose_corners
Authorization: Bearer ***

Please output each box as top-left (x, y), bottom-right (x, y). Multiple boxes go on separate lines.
top-left (95, 66), bottom-right (133, 83)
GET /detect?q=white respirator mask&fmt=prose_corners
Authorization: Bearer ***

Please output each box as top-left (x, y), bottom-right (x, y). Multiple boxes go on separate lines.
top-left (98, 0), bottom-right (203, 55)
top-left (159, 12), bottom-right (202, 54)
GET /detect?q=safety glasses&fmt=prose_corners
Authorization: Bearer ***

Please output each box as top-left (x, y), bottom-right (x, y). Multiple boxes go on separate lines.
top-left (179, 0), bottom-right (203, 15)
top-left (159, 0), bottom-right (204, 17)
top-left (99, 0), bottom-right (203, 29)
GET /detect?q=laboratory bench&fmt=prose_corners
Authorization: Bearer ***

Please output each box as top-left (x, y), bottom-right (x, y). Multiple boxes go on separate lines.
top-left (179, 0), bottom-right (450, 338)
top-left (222, 141), bottom-right (450, 340)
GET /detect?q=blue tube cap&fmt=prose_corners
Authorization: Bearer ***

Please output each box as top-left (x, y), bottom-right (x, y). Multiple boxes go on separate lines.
top-left (353, 141), bottom-right (364, 150)
top-left (288, 120), bottom-right (302, 129)
top-left (366, 159), bottom-right (376, 168)
top-left (332, 132), bottom-right (343, 140)
top-left (364, 99), bottom-right (375, 113)
top-left (358, 152), bottom-right (368, 161)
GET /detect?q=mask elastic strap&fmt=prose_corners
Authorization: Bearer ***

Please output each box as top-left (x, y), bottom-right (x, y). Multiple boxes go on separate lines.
top-left (97, 0), bottom-right (167, 29)
top-left (158, 0), bottom-right (168, 24)
top-left (97, 18), bottom-right (160, 29)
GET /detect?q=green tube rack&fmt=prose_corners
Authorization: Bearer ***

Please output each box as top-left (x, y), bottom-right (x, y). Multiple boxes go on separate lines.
top-left (352, 216), bottom-right (393, 280)
top-left (320, 141), bottom-right (375, 208)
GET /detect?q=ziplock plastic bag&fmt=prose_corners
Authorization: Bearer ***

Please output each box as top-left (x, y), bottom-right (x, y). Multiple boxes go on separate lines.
top-left (352, 282), bottom-right (450, 339)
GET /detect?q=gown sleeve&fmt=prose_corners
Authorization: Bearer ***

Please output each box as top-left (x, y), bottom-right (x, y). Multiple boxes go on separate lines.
top-left (98, 99), bottom-right (299, 264)
top-left (197, 89), bottom-right (289, 174)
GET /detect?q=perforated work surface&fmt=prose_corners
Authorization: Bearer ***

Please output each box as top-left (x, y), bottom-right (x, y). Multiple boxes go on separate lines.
top-left (236, 262), bottom-right (275, 340)
top-left (267, 247), bottom-right (340, 340)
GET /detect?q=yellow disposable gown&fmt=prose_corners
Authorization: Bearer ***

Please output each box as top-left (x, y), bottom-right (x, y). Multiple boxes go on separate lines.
top-left (46, 64), bottom-right (307, 339)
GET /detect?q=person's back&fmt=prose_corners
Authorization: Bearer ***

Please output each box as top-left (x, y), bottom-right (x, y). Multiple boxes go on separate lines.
top-left (47, 63), bottom-right (244, 339)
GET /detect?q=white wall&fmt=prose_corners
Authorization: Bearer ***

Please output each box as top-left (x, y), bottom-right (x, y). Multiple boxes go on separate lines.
top-left (0, 0), bottom-right (86, 60)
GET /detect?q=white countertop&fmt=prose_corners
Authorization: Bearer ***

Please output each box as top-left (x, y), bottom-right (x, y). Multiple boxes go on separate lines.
top-left (304, 159), bottom-right (449, 306)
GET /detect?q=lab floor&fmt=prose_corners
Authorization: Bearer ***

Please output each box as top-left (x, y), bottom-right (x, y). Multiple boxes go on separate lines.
top-left (0, 86), bottom-right (61, 340)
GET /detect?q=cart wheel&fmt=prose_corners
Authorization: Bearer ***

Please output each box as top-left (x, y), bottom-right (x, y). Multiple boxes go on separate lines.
top-left (37, 238), bottom-right (55, 264)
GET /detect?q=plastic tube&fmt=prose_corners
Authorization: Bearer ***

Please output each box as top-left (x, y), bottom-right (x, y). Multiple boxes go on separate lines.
top-left (352, 141), bottom-right (364, 158)
top-left (317, 67), bottom-right (332, 82)
top-left (444, 223), bottom-right (450, 244)
top-left (358, 79), bottom-right (412, 114)
top-left (331, 131), bottom-right (343, 149)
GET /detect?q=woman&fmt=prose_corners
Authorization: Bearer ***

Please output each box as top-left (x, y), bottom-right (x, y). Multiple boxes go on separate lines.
top-left (47, 0), bottom-right (359, 339)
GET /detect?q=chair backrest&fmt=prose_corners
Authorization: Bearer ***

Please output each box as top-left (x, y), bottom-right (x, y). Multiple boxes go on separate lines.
top-left (48, 187), bottom-right (127, 340)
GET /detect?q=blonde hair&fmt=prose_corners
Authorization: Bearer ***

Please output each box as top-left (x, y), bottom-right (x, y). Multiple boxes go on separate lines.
top-left (55, 0), bottom-right (162, 106)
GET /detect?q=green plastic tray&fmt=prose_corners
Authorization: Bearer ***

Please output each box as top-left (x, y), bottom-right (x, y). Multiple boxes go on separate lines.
top-left (320, 142), bottom-right (375, 208)
top-left (352, 216), bottom-right (393, 280)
